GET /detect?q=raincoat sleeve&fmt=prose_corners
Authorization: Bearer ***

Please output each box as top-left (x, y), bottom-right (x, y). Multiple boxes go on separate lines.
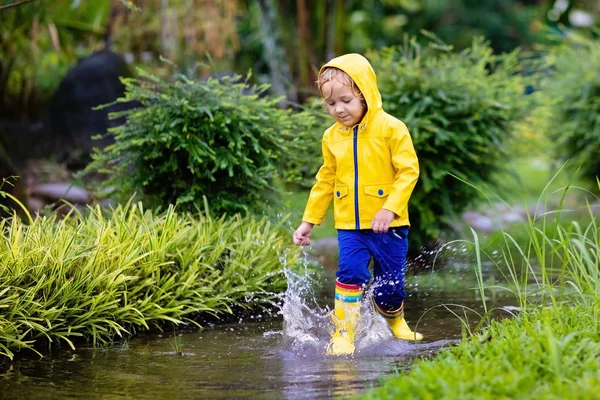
top-left (302, 139), bottom-right (336, 225)
top-left (383, 122), bottom-right (419, 218)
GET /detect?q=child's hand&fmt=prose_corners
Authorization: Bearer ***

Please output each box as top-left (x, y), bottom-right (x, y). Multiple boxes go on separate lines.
top-left (371, 209), bottom-right (396, 233)
top-left (293, 222), bottom-right (314, 246)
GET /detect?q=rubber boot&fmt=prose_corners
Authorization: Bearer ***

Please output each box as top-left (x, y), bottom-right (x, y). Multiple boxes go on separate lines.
top-left (373, 299), bottom-right (423, 341)
top-left (327, 280), bottom-right (362, 355)
top-left (386, 313), bottom-right (423, 341)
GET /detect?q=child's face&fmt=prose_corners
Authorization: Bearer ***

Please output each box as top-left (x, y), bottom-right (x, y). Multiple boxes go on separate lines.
top-left (321, 79), bottom-right (366, 128)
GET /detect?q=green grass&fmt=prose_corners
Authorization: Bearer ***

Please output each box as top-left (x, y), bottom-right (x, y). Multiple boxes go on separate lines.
top-left (0, 201), bottom-right (302, 360)
top-left (361, 167), bottom-right (600, 399)
top-left (489, 157), bottom-right (576, 205)
top-left (363, 301), bottom-right (600, 399)
top-left (280, 185), bottom-right (336, 240)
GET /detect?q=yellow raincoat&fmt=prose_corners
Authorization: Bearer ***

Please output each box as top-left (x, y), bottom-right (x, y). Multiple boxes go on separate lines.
top-left (302, 54), bottom-right (419, 230)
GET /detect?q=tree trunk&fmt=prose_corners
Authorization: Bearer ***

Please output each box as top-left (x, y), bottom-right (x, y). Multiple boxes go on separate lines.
top-left (295, 0), bottom-right (310, 94)
top-left (333, 0), bottom-right (345, 56)
top-left (256, 0), bottom-right (298, 107)
top-left (160, 0), bottom-right (179, 61)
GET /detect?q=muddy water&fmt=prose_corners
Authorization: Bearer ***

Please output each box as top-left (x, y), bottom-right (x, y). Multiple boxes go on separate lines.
top-left (0, 264), bottom-right (511, 399)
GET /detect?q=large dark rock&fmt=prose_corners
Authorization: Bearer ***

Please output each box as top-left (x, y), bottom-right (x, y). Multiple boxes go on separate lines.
top-left (47, 50), bottom-right (134, 169)
top-left (0, 50), bottom-right (135, 215)
top-left (0, 50), bottom-right (134, 170)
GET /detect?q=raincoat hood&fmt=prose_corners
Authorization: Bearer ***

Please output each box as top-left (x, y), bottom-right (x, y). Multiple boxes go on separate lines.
top-left (319, 53), bottom-right (383, 122)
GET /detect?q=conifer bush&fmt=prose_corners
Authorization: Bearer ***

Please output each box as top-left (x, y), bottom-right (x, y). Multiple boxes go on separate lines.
top-left (283, 98), bottom-right (331, 188)
top-left (85, 70), bottom-right (319, 216)
top-left (368, 37), bottom-right (530, 249)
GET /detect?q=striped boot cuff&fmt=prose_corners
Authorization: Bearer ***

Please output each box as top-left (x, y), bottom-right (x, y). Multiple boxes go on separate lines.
top-left (372, 297), bottom-right (404, 319)
top-left (334, 280), bottom-right (363, 303)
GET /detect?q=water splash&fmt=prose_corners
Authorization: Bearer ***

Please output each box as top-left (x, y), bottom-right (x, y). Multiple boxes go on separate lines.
top-left (276, 250), bottom-right (426, 357)
top-left (278, 263), bottom-right (329, 355)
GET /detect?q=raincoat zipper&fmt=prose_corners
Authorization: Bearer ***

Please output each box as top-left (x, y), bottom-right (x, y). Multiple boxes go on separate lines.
top-left (353, 125), bottom-right (359, 229)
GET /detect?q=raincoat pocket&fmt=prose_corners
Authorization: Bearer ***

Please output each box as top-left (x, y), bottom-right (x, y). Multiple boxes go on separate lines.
top-left (364, 183), bottom-right (393, 198)
top-left (363, 183), bottom-right (393, 219)
top-left (333, 185), bottom-right (351, 222)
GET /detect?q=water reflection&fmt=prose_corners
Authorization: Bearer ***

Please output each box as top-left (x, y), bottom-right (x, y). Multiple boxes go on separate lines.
top-left (0, 319), bottom-right (454, 400)
top-left (0, 264), bottom-right (510, 399)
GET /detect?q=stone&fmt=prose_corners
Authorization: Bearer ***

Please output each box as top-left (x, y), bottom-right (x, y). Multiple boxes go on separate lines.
top-left (501, 210), bottom-right (524, 223)
top-left (31, 183), bottom-right (90, 204)
top-left (26, 196), bottom-right (46, 214)
top-left (462, 211), bottom-right (497, 232)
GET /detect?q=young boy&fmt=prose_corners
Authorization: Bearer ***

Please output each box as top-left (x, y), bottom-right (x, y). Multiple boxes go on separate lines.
top-left (293, 53), bottom-right (422, 355)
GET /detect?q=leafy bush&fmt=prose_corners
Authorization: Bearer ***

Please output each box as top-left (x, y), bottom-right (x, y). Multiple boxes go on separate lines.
top-left (84, 69), bottom-right (320, 216)
top-left (542, 34), bottom-right (600, 183)
top-left (368, 36), bottom-right (530, 249)
top-left (283, 98), bottom-right (332, 188)
top-left (0, 202), bottom-right (301, 359)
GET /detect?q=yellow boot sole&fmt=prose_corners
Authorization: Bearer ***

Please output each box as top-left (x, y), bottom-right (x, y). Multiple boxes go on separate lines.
top-left (327, 331), bottom-right (355, 355)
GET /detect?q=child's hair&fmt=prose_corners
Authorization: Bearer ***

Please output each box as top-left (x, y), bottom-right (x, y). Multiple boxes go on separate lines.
top-left (317, 67), bottom-right (366, 108)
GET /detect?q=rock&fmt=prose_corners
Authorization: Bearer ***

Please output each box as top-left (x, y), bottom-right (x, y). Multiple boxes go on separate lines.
top-left (47, 50), bottom-right (135, 169)
top-left (501, 210), bottom-right (524, 223)
top-left (462, 211), bottom-right (497, 232)
top-left (0, 50), bottom-right (135, 173)
top-left (31, 183), bottom-right (90, 204)
top-left (26, 196), bottom-right (46, 214)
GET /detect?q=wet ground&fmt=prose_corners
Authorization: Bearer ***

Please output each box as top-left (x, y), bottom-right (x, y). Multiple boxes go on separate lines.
top-left (0, 262), bottom-right (513, 400)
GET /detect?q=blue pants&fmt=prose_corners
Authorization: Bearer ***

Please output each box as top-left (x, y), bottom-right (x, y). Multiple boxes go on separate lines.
top-left (337, 227), bottom-right (409, 313)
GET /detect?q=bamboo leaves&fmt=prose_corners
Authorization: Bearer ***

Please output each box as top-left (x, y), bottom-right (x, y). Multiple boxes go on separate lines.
top-left (0, 203), bottom-right (300, 359)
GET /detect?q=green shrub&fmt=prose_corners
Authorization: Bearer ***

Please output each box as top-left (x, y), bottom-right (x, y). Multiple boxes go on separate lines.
top-left (0, 202), bottom-right (301, 359)
top-left (542, 34), bottom-right (600, 184)
top-left (84, 69), bottom-right (320, 216)
top-left (367, 36), bottom-right (530, 249)
top-left (283, 97), bottom-right (332, 188)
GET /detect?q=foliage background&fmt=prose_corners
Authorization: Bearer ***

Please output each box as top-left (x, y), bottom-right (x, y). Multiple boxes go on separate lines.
top-left (3, 0), bottom-right (599, 118)
top-left (369, 37), bottom-right (531, 248)
top-left (542, 32), bottom-right (600, 185)
top-left (2, 0), bottom-right (600, 244)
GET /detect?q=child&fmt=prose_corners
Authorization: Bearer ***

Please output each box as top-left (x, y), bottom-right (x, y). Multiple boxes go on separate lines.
top-left (292, 53), bottom-right (422, 355)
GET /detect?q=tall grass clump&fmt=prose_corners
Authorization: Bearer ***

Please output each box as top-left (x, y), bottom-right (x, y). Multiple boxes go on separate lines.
top-left (368, 35), bottom-right (531, 250)
top-left (84, 68), bottom-right (321, 216)
top-left (363, 302), bottom-right (600, 399)
top-left (0, 202), bottom-right (300, 360)
top-left (470, 169), bottom-right (600, 311)
top-left (363, 177), bottom-right (600, 399)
